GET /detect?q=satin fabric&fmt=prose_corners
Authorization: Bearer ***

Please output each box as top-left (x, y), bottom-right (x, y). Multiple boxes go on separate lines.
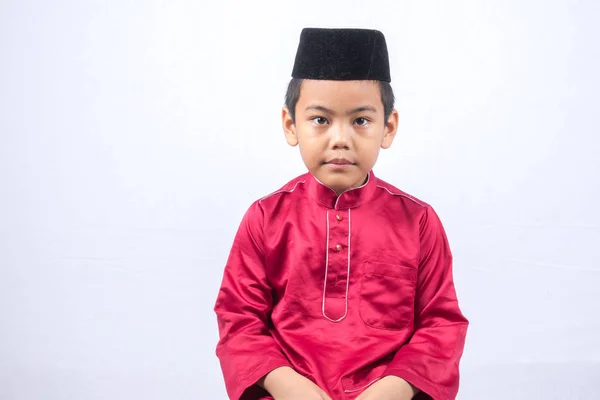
top-left (214, 171), bottom-right (468, 400)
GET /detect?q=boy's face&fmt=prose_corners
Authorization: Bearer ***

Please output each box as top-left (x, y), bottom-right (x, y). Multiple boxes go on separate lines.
top-left (283, 80), bottom-right (399, 194)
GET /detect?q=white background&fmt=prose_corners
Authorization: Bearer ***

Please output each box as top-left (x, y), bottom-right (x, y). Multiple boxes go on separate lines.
top-left (1, 0), bottom-right (599, 399)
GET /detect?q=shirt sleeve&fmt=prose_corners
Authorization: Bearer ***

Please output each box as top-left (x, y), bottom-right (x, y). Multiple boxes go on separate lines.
top-left (384, 205), bottom-right (469, 400)
top-left (214, 201), bottom-right (292, 400)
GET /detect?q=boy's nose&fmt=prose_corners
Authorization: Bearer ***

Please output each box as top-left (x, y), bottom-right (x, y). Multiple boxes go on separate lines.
top-left (331, 123), bottom-right (350, 149)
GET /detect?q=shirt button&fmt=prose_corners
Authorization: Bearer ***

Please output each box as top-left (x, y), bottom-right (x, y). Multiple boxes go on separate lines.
top-left (335, 244), bottom-right (342, 252)
top-left (336, 214), bottom-right (343, 221)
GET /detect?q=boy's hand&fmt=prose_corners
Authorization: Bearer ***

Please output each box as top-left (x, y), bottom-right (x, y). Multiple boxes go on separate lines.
top-left (260, 366), bottom-right (333, 400)
top-left (356, 375), bottom-right (418, 400)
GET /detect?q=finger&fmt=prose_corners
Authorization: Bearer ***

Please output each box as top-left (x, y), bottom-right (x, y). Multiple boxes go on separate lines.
top-left (322, 391), bottom-right (333, 400)
top-left (356, 391), bottom-right (369, 400)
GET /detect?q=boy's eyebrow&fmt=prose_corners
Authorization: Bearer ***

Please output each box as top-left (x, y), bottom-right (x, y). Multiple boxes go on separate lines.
top-left (305, 105), bottom-right (378, 115)
top-left (305, 105), bottom-right (334, 114)
top-left (348, 106), bottom-right (377, 114)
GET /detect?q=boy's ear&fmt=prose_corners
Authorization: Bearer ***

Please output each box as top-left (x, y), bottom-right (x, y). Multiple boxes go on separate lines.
top-left (381, 109), bottom-right (399, 149)
top-left (282, 106), bottom-right (298, 147)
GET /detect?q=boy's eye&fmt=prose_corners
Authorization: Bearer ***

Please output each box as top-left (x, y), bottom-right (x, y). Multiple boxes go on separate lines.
top-left (355, 118), bottom-right (369, 126)
top-left (312, 117), bottom-right (329, 125)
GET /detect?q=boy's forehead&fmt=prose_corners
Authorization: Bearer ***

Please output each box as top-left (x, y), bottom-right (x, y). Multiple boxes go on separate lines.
top-left (291, 28), bottom-right (391, 83)
top-left (298, 80), bottom-right (383, 110)
top-left (301, 79), bottom-right (380, 94)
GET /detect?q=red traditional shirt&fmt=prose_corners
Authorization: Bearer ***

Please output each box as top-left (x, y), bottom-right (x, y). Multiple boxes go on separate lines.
top-left (214, 171), bottom-right (468, 400)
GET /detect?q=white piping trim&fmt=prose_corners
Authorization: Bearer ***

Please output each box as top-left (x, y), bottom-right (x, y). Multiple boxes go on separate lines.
top-left (333, 174), bottom-right (370, 209)
top-left (343, 377), bottom-right (382, 393)
top-left (259, 180), bottom-right (305, 203)
top-left (322, 209), bottom-right (351, 322)
top-left (322, 210), bottom-right (331, 319)
top-left (312, 173), bottom-right (370, 209)
top-left (376, 185), bottom-right (426, 207)
top-left (313, 175), bottom-right (337, 194)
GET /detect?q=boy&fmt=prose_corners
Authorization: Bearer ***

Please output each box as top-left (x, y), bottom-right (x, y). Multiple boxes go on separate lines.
top-left (214, 28), bottom-right (468, 400)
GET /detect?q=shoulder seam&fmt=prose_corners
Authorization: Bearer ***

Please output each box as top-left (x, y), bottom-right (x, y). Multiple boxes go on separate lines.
top-left (258, 180), bottom-right (306, 203)
top-left (376, 185), bottom-right (427, 207)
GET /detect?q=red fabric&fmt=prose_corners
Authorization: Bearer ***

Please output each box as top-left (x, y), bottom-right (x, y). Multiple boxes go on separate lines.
top-left (214, 171), bottom-right (468, 400)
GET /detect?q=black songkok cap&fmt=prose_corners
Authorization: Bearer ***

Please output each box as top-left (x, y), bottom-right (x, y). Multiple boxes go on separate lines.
top-left (291, 28), bottom-right (391, 82)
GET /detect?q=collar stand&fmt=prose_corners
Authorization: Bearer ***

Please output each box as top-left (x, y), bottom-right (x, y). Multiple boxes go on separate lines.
top-left (308, 170), bottom-right (378, 209)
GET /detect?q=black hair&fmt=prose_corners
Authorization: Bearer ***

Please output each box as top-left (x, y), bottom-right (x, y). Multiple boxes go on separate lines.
top-left (284, 78), bottom-right (395, 123)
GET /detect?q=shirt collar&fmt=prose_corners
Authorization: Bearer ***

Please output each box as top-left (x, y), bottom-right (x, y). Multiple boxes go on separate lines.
top-left (307, 170), bottom-right (378, 209)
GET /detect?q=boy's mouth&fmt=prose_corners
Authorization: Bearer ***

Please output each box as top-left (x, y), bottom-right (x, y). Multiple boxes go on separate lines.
top-left (325, 158), bottom-right (354, 165)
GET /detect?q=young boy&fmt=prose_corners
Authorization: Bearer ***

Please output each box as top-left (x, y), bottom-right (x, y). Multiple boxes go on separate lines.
top-left (214, 28), bottom-right (468, 400)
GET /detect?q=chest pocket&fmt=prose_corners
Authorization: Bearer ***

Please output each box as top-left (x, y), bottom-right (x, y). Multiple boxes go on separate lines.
top-left (358, 261), bottom-right (417, 330)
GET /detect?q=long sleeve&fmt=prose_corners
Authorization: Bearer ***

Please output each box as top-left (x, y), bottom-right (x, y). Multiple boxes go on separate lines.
top-left (384, 205), bottom-right (469, 400)
top-left (214, 201), bottom-right (292, 400)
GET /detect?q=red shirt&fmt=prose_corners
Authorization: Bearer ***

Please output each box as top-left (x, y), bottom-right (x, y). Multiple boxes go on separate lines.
top-left (214, 171), bottom-right (468, 400)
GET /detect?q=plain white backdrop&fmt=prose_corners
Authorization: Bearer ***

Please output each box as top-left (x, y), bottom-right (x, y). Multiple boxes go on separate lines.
top-left (1, 0), bottom-right (599, 399)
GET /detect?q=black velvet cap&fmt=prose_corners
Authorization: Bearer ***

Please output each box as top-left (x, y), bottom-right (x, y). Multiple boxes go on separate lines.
top-left (291, 28), bottom-right (391, 82)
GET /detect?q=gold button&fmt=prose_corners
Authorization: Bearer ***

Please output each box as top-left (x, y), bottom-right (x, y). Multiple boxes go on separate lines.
top-left (336, 214), bottom-right (343, 221)
top-left (335, 244), bottom-right (342, 252)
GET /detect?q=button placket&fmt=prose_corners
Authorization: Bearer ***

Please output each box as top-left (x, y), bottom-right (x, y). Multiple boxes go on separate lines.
top-left (322, 209), bottom-right (351, 322)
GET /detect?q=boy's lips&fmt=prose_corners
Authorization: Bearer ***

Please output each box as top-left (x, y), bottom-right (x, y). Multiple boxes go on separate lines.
top-left (325, 158), bottom-right (354, 165)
